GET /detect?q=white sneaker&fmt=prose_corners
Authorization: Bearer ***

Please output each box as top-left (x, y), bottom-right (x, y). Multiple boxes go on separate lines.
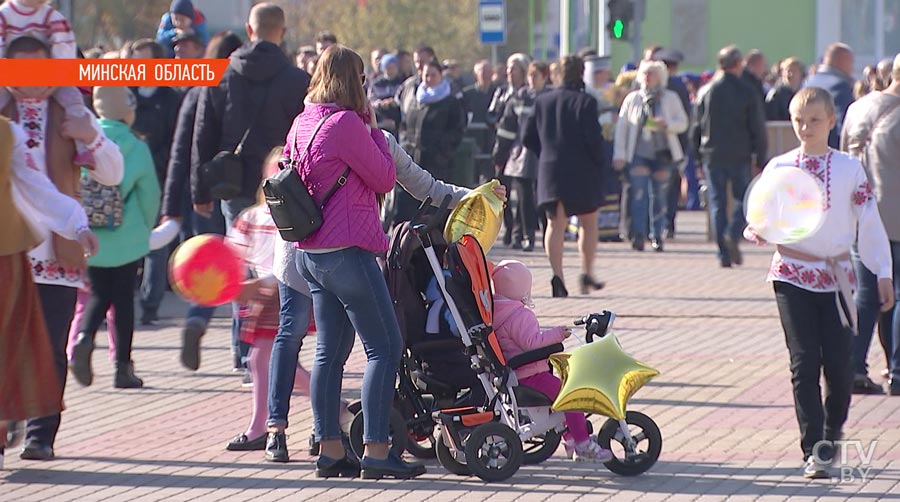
top-left (803, 456), bottom-right (830, 479)
top-left (573, 439), bottom-right (613, 463)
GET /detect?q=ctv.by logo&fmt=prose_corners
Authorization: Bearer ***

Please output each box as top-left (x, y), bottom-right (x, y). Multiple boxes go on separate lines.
top-left (811, 439), bottom-right (877, 484)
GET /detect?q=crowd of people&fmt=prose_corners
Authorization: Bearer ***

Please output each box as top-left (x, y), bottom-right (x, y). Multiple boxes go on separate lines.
top-left (0, 0), bottom-right (899, 483)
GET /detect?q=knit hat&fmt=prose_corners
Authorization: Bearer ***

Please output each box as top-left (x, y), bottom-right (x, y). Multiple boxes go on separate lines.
top-left (92, 86), bottom-right (136, 122)
top-left (170, 0), bottom-right (195, 18)
top-left (380, 53), bottom-right (398, 72)
top-left (491, 260), bottom-right (532, 305)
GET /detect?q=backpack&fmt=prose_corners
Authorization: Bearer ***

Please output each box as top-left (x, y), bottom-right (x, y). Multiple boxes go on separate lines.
top-left (263, 111), bottom-right (349, 242)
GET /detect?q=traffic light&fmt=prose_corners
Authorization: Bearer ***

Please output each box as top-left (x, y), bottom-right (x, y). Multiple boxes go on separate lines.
top-left (607, 0), bottom-right (634, 40)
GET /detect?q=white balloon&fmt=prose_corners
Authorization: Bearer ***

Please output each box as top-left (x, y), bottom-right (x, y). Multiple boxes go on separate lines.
top-left (745, 167), bottom-right (824, 244)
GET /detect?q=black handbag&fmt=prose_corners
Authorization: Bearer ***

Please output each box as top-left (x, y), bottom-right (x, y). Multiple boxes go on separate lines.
top-left (263, 111), bottom-right (350, 242)
top-left (200, 86), bottom-right (269, 200)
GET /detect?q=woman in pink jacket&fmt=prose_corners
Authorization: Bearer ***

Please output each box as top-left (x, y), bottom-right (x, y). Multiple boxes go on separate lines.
top-left (288, 45), bottom-right (424, 480)
top-left (492, 260), bottom-right (613, 462)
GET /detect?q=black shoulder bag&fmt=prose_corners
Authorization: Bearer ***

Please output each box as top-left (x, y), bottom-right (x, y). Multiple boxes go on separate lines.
top-left (201, 85), bottom-right (269, 200)
top-left (263, 111), bottom-right (351, 242)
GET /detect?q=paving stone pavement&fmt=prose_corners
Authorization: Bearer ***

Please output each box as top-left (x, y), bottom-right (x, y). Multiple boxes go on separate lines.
top-left (2, 212), bottom-right (899, 501)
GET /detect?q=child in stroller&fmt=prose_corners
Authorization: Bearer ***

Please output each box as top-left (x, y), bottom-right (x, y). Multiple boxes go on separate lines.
top-left (491, 260), bottom-right (613, 463)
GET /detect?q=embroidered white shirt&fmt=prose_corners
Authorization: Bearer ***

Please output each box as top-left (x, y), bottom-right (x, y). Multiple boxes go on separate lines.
top-left (16, 99), bottom-right (124, 288)
top-left (759, 148), bottom-right (892, 293)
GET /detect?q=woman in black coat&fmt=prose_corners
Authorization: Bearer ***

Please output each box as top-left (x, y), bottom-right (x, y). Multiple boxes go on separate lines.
top-left (524, 55), bottom-right (607, 297)
top-left (396, 60), bottom-right (464, 221)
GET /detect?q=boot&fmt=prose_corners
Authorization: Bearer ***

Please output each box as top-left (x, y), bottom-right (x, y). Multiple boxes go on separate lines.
top-left (114, 361), bottom-right (144, 389)
top-left (69, 332), bottom-right (95, 386)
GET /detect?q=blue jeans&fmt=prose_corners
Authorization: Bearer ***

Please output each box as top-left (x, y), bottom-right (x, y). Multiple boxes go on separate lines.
top-left (885, 241), bottom-right (900, 380)
top-left (704, 163), bottom-right (751, 262)
top-left (852, 246), bottom-right (883, 376)
top-left (223, 197), bottom-right (256, 367)
top-left (300, 247), bottom-right (402, 443)
top-left (629, 156), bottom-right (672, 241)
top-left (267, 281), bottom-right (313, 428)
top-left (139, 246), bottom-right (168, 319)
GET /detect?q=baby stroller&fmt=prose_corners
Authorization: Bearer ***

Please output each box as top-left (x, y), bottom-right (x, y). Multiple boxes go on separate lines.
top-left (310, 196), bottom-right (485, 459)
top-left (412, 213), bottom-right (662, 482)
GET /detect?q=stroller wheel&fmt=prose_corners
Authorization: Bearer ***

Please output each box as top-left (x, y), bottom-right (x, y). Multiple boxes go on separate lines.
top-left (522, 429), bottom-right (562, 465)
top-left (406, 431), bottom-right (437, 459)
top-left (597, 411), bottom-right (662, 476)
top-left (436, 432), bottom-right (471, 476)
top-left (348, 407), bottom-right (408, 459)
top-left (464, 422), bottom-right (524, 482)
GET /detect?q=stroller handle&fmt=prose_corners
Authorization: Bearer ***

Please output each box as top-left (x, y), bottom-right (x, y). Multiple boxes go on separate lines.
top-left (574, 311), bottom-right (616, 342)
top-left (411, 194), bottom-right (453, 237)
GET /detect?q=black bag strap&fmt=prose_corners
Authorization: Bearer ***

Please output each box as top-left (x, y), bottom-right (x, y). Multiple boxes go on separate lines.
top-left (285, 110), bottom-right (352, 210)
top-left (234, 83), bottom-right (270, 155)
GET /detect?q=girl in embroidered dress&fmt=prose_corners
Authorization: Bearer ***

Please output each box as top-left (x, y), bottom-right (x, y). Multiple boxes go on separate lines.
top-left (0, 117), bottom-right (97, 469)
top-left (745, 87), bottom-right (894, 480)
top-left (0, 1), bottom-right (95, 167)
top-left (224, 149), bottom-right (314, 452)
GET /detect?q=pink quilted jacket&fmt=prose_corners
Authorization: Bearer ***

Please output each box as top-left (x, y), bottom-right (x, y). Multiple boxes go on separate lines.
top-left (493, 297), bottom-right (567, 380)
top-left (285, 103), bottom-right (396, 254)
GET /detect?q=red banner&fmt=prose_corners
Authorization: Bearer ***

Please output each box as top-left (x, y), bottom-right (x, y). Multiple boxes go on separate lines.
top-left (0, 59), bottom-right (230, 87)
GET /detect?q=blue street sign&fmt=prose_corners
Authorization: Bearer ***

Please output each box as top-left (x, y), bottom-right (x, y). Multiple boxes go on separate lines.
top-left (479, 0), bottom-right (506, 45)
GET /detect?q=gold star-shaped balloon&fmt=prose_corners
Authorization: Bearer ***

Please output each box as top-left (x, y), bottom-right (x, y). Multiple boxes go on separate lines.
top-left (549, 334), bottom-right (659, 421)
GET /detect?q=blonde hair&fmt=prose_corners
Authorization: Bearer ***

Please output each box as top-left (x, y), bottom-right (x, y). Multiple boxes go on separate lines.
top-left (789, 87), bottom-right (836, 117)
top-left (257, 146), bottom-right (284, 206)
top-left (637, 60), bottom-right (668, 89)
top-left (307, 45), bottom-right (368, 114)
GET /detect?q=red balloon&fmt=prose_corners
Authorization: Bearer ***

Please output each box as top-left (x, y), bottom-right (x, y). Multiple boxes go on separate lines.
top-left (169, 234), bottom-right (244, 306)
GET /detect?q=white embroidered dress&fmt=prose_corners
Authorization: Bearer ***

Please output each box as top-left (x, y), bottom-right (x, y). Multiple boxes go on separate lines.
top-left (760, 148), bottom-right (892, 292)
top-left (16, 99), bottom-right (124, 289)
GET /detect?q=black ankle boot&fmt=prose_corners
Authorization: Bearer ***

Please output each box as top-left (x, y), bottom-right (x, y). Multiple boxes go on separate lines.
top-left (551, 275), bottom-right (568, 298)
top-left (70, 332), bottom-right (95, 387)
top-left (114, 361), bottom-right (144, 389)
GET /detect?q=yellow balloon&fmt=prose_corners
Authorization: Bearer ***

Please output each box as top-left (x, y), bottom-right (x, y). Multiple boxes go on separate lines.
top-left (549, 334), bottom-right (659, 421)
top-left (444, 180), bottom-right (504, 252)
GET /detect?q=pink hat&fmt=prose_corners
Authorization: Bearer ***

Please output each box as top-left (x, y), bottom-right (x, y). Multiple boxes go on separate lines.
top-left (491, 260), bottom-right (532, 303)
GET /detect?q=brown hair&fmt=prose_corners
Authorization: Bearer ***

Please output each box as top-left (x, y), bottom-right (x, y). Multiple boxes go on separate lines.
top-left (306, 45), bottom-right (368, 114)
top-left (528, 61), bottom-right (550, 79)
top-left (6, 36), bottom-right (50, 58)
top-left (789, 86), bottom-right (836, 117)
top-left (205, 31), bottom-right (243, 59)
top-left (560, 55), bottom-right (584, 89)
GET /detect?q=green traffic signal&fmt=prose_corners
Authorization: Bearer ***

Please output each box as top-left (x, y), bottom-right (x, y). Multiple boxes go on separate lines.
top-left (613, 19), bottom-right (624, 39)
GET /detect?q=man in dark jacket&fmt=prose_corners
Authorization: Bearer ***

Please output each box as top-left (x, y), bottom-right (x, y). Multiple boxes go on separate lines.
top-left (395, 45), bottom-right (436, 119)
top-left (741, 49), bottom-right (768, 106)
top-left (191, 3), bottom-right (310, 226)
top-left (188, 3), bottom-right (309, 372)
top-left (804, 43), bottom-right (855, 148)
top-left (692, 45), bottom-right (767, 268)
top-left (461, 59), bottom-right (497, 182)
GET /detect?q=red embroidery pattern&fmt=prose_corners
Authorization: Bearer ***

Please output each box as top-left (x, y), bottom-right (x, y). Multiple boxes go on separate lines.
top-left (795, 150), bottom-right (832, 210)
top-left (853, 180), bottom-right (873, 206)
top-left (20, 102), bottom-right (44, 151)
top-left (29, 256), bottom-right (83, 283)
top-left (770, 258), bottom-right (857, 291)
